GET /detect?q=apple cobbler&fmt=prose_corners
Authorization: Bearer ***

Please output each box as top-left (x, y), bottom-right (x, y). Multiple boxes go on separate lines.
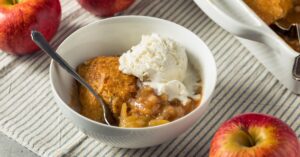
top-left (72, 56), bottom-right (201, 128)
top-left (244, 0), bottom-right (293, 25)
top-left (76, 56), bottom-right (138, 122)
top-left (244, 0), bottom-right (300, 52)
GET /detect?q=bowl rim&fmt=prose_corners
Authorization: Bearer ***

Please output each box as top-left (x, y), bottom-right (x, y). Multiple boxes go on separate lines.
top-left (49, 15), bottom-right (217, 130)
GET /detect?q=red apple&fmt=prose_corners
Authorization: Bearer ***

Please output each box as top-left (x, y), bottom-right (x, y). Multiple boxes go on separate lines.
top-left (77, 0), bottom-right (135, 17)
top-left (210, 113), bottom-right (300, 157)
top-left (0, 0), bottom-right (61, 55)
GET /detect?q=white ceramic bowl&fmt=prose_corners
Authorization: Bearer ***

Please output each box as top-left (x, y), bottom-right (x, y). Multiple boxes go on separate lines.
top-left (50, 16), bottom-right (217, 148)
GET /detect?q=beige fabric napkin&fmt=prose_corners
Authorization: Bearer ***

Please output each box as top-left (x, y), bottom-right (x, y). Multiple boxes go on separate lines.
top-left (0, 0), bottom-right (299, 156)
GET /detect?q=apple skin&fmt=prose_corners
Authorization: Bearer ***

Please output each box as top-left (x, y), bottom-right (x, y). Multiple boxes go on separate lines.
top-left (77, 0), bottom-right (135, 17)
top-left (0, 0), bottom-right (61, 55)
top-left (210, 113), bottom-right (300, 157)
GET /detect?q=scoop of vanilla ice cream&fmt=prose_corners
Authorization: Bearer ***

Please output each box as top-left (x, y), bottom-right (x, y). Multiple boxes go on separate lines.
top-left (119, 34), bottom-right (200, 104)
top-left (119, 34), bottom-right (187, 82)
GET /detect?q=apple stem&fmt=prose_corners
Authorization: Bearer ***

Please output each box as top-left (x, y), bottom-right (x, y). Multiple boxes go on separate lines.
top-left (240, 127), bottom-right (255, 147)
top-left (246, 134), bottom-right (255, 147)
top-left (12, 0), bottom-right (17, 4)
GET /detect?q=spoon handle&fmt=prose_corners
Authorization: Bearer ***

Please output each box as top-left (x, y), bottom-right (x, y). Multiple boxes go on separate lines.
top-left (31, 31), bottom-right (96, 96)
top-left (292, 24), bottom-right (300, 81)
top-left (297, 24), bottom-right (300, 46)
top-left (31, 30), bottom-right (115, 125)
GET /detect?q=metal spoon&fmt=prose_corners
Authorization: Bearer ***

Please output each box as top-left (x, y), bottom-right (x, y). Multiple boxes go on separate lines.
top-left (31, 30), bottom-right (116, 126)
top-left (274, 4), bottom-right (300, 81)
top-left (289, 24), bottom-right (300, 81)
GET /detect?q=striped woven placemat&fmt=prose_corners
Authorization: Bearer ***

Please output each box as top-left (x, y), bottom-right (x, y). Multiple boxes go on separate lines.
top-left (0, 0), bottom-right (299, 156)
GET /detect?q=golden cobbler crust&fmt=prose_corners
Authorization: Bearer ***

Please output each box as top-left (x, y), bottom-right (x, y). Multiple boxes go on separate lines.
top-left (77, 56), bottom-right (138, 122)
top-left (244, 0), bottom-right (293, 25)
